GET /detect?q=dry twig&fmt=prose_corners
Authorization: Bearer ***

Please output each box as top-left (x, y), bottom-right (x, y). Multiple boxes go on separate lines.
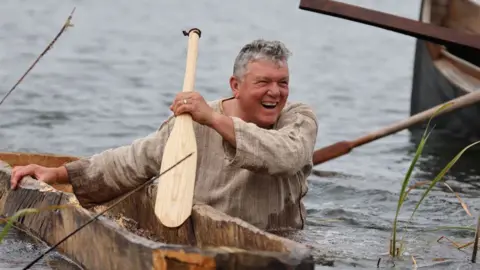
top-left (442, 182), bottom-right (472, 217)
top-left (0, 7), bottom-right (76, 107)
top-left (437, 235), bottom-right (473, 250)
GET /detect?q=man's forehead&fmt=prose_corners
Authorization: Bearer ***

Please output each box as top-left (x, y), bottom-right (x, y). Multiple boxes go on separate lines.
top-left (247, 59), bottom-right (288, 67)
top-left (245, 61), bottom-right (288, 74)
top-left (252, 74), bottom-right (289, 79)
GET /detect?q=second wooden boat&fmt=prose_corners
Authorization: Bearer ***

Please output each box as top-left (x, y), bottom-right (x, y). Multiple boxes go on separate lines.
top-left (0, 152), bottom-right (316, 270)
top-left (410, 0), bottom-right (480, 141)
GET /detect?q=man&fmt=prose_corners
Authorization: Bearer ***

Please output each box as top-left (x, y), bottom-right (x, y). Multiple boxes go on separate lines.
top-left (10, 39), bottom-right (318, 231)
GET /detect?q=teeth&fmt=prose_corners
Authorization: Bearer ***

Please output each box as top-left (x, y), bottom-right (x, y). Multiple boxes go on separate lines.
top-left (262, 102), bottom-right (277, 106)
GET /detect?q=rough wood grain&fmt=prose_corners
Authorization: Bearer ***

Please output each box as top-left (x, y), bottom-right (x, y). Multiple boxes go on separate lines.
top-left (104, 182), bottom-right (313, 258)
top-left (0, 161), bottom-right (154, 270)
top-left (0, 152), bottom-right (317, 269)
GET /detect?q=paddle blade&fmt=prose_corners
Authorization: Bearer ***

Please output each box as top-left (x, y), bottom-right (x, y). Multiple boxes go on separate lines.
top-left (155, 114), bottom-right (198, 227)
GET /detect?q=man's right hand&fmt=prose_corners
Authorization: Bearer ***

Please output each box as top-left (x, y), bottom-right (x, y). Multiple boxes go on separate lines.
top-left (10, 165), bottom-right (68, 190)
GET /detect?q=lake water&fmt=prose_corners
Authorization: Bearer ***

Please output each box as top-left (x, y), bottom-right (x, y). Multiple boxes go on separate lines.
top-left (1, 0), bottom-right (480, 269)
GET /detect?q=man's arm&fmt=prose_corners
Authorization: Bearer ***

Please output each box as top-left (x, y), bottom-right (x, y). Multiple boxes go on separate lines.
top-left (64, 117), bottom-right (175, 208)
top-left (209, 113), bottom-right (237, 148)
top-left (210, 103), bottom-right (318, 176)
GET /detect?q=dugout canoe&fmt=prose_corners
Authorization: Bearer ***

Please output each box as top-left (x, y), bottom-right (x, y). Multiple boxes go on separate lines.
top-left (410, 0), bottom-right (480, 141)
top-left (0, 152), bottom-right (315, 270)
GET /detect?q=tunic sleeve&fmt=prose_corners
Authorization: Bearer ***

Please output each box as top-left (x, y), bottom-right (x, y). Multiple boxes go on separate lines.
top-left (223, 103), bottom-right (318, 176)
top-left (65, 117), bottom-right (175, 208)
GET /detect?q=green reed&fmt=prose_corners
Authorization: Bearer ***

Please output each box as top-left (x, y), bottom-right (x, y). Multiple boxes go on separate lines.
top-left (389, 102), bottom-right (480, 263)
top-left (389, 102), bottom-right (449, 257)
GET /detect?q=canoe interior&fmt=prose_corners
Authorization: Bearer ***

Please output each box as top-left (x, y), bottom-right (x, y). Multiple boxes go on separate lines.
top-left (422, 0), bottom-right (480, 93)
top-left (0, 152), bottom-right (317, 269)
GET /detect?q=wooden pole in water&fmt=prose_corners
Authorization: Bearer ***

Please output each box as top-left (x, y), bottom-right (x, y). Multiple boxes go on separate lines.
top-left (312, 89), bottom-right (480, 165)
top-left (154, 28), bottom-right (201, 228)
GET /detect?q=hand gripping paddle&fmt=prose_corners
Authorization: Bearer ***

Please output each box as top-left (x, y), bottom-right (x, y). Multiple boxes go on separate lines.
top-left (155, 28), bottom-right (201, 228)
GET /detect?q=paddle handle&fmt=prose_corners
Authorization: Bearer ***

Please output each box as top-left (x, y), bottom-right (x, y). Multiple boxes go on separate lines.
top-left (312, 141), bottom-right (352, 165)
top-left (182, 28), bottom-right (201, 93)
top-left (312, 90), bottom-right (480, 165)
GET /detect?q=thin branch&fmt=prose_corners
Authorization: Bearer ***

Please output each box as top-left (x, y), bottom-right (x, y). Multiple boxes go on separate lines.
top-left (0, 7), bottom-right (76, 107)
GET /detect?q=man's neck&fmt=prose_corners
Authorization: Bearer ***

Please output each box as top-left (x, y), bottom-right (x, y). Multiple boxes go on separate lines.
top-left (221, 98), bottom-right (276, 129)
top-left (222, 98), bottom-right (249, 122)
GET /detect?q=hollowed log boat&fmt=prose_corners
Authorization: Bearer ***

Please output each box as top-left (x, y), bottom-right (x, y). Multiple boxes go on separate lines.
top-left (410, 0), bottom-right (480, 141)
top-left (0, 152), bottom-right (315, 270)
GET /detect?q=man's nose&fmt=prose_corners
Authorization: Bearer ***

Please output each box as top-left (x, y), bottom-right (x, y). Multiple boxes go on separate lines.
top-left (268, 84), bottom-right (281, 97)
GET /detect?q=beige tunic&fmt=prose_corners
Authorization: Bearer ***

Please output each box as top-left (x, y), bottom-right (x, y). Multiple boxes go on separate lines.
top-left (66, 97), bottom-right (318, 230)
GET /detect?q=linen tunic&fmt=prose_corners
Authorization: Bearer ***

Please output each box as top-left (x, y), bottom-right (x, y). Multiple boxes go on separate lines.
top-left (66, 97), bottom-right (318, 230)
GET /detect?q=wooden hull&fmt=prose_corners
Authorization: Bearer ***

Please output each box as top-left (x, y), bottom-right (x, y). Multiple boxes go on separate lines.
top-left (0, 152), bottom-right (315, 270)
top-left (410, 0), bottom-right (480, 141)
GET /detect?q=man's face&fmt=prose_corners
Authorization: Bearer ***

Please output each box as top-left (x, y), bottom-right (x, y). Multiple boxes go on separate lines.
top-left (230, 59), bottom-right (289, 128)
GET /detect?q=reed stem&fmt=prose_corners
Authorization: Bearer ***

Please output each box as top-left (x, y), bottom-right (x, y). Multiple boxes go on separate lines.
top-left (472, 216), bottom-right (480, 263)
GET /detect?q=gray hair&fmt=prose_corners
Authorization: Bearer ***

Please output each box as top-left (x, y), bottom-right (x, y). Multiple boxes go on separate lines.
top-left (233, 39), bottom-right (292, 79)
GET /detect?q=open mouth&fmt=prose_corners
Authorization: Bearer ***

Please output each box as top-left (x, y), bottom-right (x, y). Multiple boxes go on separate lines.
top-left (261, 102), bottom-right (277, 109)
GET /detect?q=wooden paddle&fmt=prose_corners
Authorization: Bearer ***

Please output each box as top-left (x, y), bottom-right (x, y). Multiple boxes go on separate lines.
top-left (155, 28), bottom-right (201, 228)
top-left (312, 89), bottom-right (480, 165)
top-left (298, 0), bottom-right (480, 51)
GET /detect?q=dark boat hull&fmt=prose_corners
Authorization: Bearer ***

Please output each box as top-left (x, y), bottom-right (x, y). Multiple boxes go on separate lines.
top-left (410, 39), bottom-right (480, 141)
top-left (409, 0), bottom-right (480, 142)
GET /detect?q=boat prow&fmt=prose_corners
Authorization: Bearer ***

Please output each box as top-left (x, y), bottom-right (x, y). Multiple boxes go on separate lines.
top-left (0, 152), bottom-right (316, 270)
top-left (410, 0), bottom-right (480, 141)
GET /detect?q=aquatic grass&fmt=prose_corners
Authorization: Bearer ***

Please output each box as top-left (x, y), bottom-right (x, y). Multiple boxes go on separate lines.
top-left (472, 216), bottom-right (480, 262)
top-left (392, 140), bottom-right (480, 258)
top-left (407, 140), bottom-right (480, 222)
top-left (411, 183), bottom-right (475, 251)
top-left (0, 204), bottom-right (75, 243)
top-left (387, 99), bottom-right (480, 263)
top-left (396, 140), bottom-right (480, 255)
top-left (389, 102), bottom-right (452, 257)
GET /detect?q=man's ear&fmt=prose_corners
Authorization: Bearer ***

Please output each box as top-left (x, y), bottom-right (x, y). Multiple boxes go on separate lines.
top-left (229, 76), bottom-right (240, 99)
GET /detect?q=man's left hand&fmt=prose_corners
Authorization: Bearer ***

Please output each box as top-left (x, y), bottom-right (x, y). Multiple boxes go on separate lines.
top-left (170, 92), bottom-right (217, 126)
